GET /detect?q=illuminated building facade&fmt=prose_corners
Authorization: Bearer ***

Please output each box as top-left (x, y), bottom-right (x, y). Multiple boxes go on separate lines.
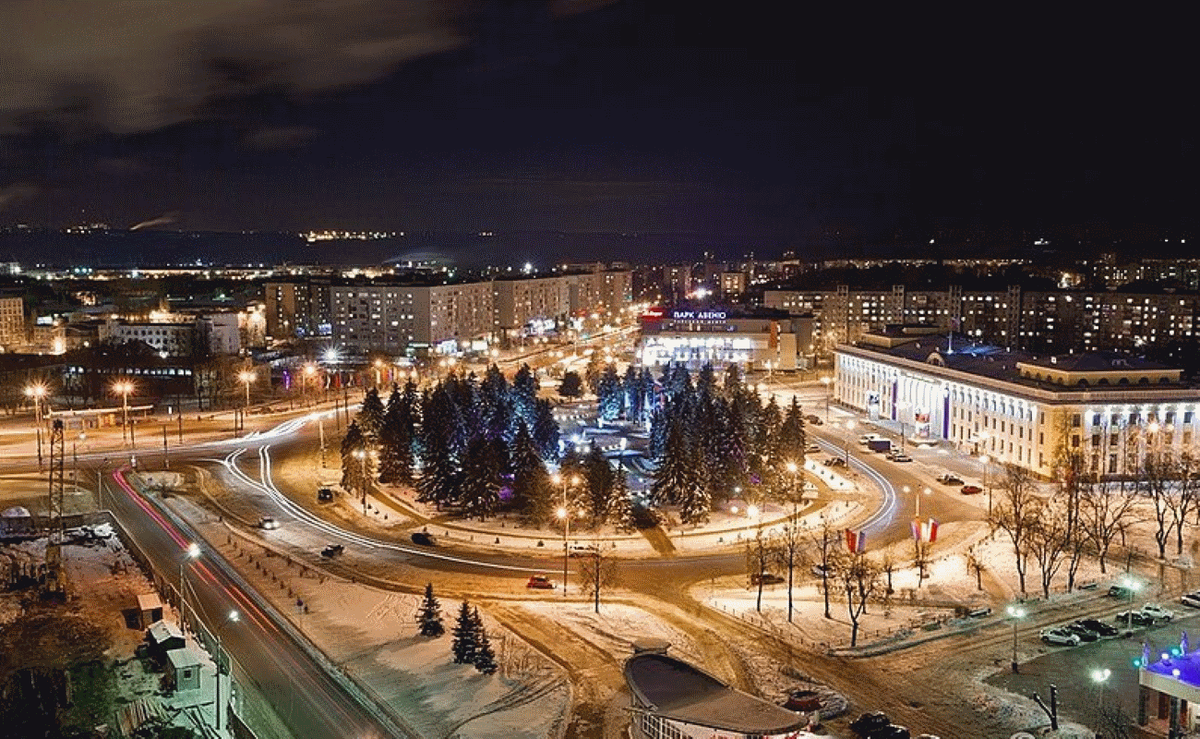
top-left (637, 307), bottom-right (801, 372)
top-left (835, 330), bottom-right (1200, 478)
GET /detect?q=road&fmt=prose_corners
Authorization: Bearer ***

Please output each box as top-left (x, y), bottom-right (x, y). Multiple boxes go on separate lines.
top-left (103, 466), bottom-right (414, 739)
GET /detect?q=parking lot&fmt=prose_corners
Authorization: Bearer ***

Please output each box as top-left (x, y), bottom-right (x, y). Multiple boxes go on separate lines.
top-left (988, 608), bottom-right (1200, 730)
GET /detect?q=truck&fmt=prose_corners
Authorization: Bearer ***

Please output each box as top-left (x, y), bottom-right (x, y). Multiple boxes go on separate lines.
top-left (867, 438), bottom-right (892, 453)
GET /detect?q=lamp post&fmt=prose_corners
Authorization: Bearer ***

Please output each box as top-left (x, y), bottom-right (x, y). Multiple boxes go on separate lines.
top-left (980, 454), bottom-right (992, 520)
top-left (1091, 667), bottom-right (1111, 713)
top-left (895, 401), bottom-right (909, 452)
top-left (112, 380), bottom-right (135, 449)
top-left (915, 486), bottom-right (931, 519)
top-left (303, 363), bottom-right (318, 408)
top-left (1007, 604), bottom-right (1026, 673)
top-left (180, 542), bottom-right (201, 636)
top-left (214, 609), bottom-right (240, 735)
top-left (552, 473), bottom-right (580, 596)
top-left (353, 448), bottom-right (375, 515)
top-left (843, 419), bottom-right (856, 466)
top-left (24, 382), bottom-right (48, 469)
top-left (237, 370), bottom-right (255, 434)
top-left (820, 375), bottom-right (832, 422)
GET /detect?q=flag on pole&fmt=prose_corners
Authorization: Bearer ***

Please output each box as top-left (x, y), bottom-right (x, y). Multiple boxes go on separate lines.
top-left (925, 518), bottom-right (939, 543)
top-left (844, 528), bottom-right (865, 553)
top-left (912, 517), bottom-right (940, 543)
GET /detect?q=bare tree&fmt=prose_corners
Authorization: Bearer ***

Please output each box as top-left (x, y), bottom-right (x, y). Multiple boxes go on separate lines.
top-left (808, 519), bottom-right (838, 619)
top-left (774, 515), bottom-right (806, 623)
top-left (992, 463), bottom-right (1040, 595)
top-left (1081, 474), bottom-right (1140, 574)
top-left (832, 549), bottom-right (881, 647)
top-left (1142, 449), bottom-right (1176, 560)
top-left (880, 551), bottom-right (897, 595)
top-left (965, 545), bottom-right (985, 591)
top-left (745, 530), bottom-right (777, 613)
top-left (576, 545), bottom-right (619, 614)
top-left (1168, 450), bottom-right (1200, 557)
top-left (1027, 499), bottom-right (1070, 598)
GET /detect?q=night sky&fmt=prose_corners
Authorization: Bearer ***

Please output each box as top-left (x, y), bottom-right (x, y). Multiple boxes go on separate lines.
top-left (0, 1), bottom-right (1194, 261)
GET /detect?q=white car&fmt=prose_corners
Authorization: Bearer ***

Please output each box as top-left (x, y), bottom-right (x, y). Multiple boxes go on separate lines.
top-left (1181, 591), bottom-right (1200, 609)
top-left (1040, 627), bottom-right (1081, 646)
top-left (1140, 603), bottom-right (1176, 622)
top-left (258, 517), bottom-right (280, 530)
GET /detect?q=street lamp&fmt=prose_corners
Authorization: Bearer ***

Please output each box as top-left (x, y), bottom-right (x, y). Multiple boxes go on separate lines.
top-left (895, 401), bottom-right (909, 453)
top-left (180, 543), bottom-right (201, 636)
top-left (214, 609), bottom-right (240, 734)
top-left (843, 419), bottom-right (856, 466)
top-left (980, 454), bottom-right (992, 520)
top-left (237, 370), bottom-right (255, 434)
top-left (1007, 604), bottom-right (1026, 673)
top-left (1120, 572), bottom-right (1141, 610)
top-left (111, 380), bottom-right (135, 449)
top-left (353, 448), bottom-right (376, 514)
top-left (552, 473), bottom-right (581, 596)
top-left (25, 382), bottom-right (48, 469)
top-left (303, 363), bottom-right (318, 407)
top-left (820, 376), bottom-right (832, 422)
top-left (1090, 667), bottom-right (1111, 712)
top-left (915, 486), bottom-right (931, 519)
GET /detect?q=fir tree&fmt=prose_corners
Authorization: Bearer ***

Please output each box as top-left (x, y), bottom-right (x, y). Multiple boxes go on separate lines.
top-left (651, 414), bottom-right (699, 507)
top-left (460, 436), bottom-right (504, 520)
top-left (509, 423), bottom-right (552, 524)
top-left (340, 421), bottom-right (370, 495)
top-left (778, 395), bottom-right (807, 465)
top-left (597, 364), bottom-right (622, 421)
top-left (471, 607), bottom-right (498, 674)
top-left (357, 387), bottom-right (386, 441)
top-left (609, 467), bottom-right (638, 533)
top-left (451, 601), bottom-right (477, 664)
top-left (531, 398), bottom-right (561, 461)
top-left (416, 583), bottom-right (445, 637)
top-left (584, 350), bottom-right (605, 394)
top-left (584, 446), bottom-right (615, 527)
top-left (512, 364), bottom-right (539, 426)
top-left (558, 371), bottom-right (584, 398)
top-left (377, 398), bottom-right (413, 484)
top-left (622, 365), bottom-right (640, 421)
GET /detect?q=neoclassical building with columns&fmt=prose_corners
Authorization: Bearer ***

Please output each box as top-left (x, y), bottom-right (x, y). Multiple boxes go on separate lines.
top-left (834, 329), bottom-right (1200, 479)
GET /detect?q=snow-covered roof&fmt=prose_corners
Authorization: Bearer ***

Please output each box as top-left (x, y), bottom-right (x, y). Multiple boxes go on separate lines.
top-left (136, 593), bottom-right (162, 611)
top-left (147, 620), bottom-right (183, 645)
top-left (624, 652), bottom-right (807, 734)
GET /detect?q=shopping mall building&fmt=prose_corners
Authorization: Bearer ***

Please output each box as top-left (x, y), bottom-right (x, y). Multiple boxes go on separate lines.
top-left (834, 328), bottom-right (1200, 478)
top-left (636, 306), bottom-right (809, 373)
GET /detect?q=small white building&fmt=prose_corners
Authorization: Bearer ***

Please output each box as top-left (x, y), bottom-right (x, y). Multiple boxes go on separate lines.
top-left (167, 648), bottom-right (203, 692)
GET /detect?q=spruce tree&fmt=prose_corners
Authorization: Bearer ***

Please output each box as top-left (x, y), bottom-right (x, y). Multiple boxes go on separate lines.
top-left (451, 601), bottom-right (477, 664)
top-left (558, 371), bottom-right (583, 398)
top-left (460, 436), bottom-right (503, 520)
top-left (597, 364), bottom-right (622, 421)
top-left (609, 467), bottom-right (638, 532)
top-left (531, 398), bottom-right (561, 460)
top-left (340, 421), bottom-right (370, 496)
top-left (416, 583), bottom-right (445, 637)
top-left (651, 414), bottom-right (698, 507)
top-left (509, 423), bottom-right (552, 525)
top-left (358, 387), bottom-right (386, 441)
top-left (512, 364), bottom-right (538, 426)
top-left (584, 446), bottom-right (615, 527)
top-left (471, 607), bottom-right (498, 674)
top-left (779, 395), bottom-right (807, 465)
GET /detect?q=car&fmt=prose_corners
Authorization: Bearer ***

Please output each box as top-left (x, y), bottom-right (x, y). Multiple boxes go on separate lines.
top-left (1108, 585), bottom-right (1134, 599)
top-left (805, 414), bottom-right (824, 426)
top-left (782, 689), bottom-right (822, 712)
top-left (1180, 590), bottom-right (1200, 608)
top-left (258, 517), bottom-right (279, 530)
top-left (1140, 603), bottom-right (1176, 621)
top-left (1078, 618), bottom-right (1119, 637)
top-left (805, 443), bottom-right (821, 453)
top-left (867, 727), bottom-right (910, 739)
top-left (526, 575), bottom-right (555, 589)
top-left (849, 711), bottom-right (891, 736)
top-left (823, 457), bottom-right (847, 467)
top-left (1116, 609), bottom-right (1155, 626)
top-left (1039, 626), bottom-right (1081, 646)
top-left (321, 543), bottom-right (344, 558)
top-left (960, 484), bottom-right (983, 495)
top-left (317, 487), bottom-right (334, 502)
top-left (858, 434), bottom-right (883, 446)
top-left (1064, 622), bottom-right (1100, 641)
top-left (570, 545), bottom-right (599, 557)
top-left (936, 474), bottom-right (964, 485)
top-left (811, 563), bottom-right (833, 578)
top-left (751, 572), bottom-right (785, 585)
top-left (411, 532), bottom-right (438, 546)
top-left (890, 453), bottom-right (913, 463)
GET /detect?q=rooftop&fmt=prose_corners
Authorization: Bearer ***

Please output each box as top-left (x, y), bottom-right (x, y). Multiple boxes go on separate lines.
top-left (624, 653), bottom-right (807, 734)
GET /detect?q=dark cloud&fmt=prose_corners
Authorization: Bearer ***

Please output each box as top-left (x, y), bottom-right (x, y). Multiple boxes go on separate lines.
top-left (0, 183), bottom-right (39, 211)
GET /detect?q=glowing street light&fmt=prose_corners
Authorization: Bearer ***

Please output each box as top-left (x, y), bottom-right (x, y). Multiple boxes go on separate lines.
top-left (552, 473), bottom-right (581, 596)
top-left (237, 369), bottom-right (255, 433)
top-left (1007, 604), bottom-right (1026, 673)
top-left (111, 379), bottom-right (135, 448)
top-left (820, 375), bottom-right (832, 422)
top-left (24, 382), bottom-right (48, 468)
top-left (214, 609), bottom-right (240, 734)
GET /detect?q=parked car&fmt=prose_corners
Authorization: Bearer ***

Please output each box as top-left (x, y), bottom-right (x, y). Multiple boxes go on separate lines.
top-left (959, 485), bottom-right (983, 495)
top-left (317, 487), bottom-right (334, 502)
top-left (806, 443), bottom-right (821, 453)
top-left (1116, 609), bottom-right (1155, 626)
top-left (823, 457), bottom-right (847, 467)
top-left (1140, 603), bottom-right (1176, 621)
top-left (805, 414), bottom-right (824, 426)
top-left (867, 727), bottom-right (910, 739)
top-left (569, 545), bottom-right (599, 557)
top-left (1040, 627), bottom-right (1081, 646)
top-left (1180, 590), bottom-right (1200, 608)
top-left (782, 689), bottom-right (822, 712)
top-left (936, 474), bottom-right (963, 485)
top-left (858, 434), bottom-right (884, 446)
top-left (526, 575), bottom-right (555, 590)
top-left (1108, 585), bottom-right (1134, 599)
top-left (1064, 622), bottom-right (1100, 642)
top-left (890, 453), bottom-right (913, 463)
top-left (258, 516), bottom-right (279, 530)
top-left (1078, 619), bottom-right (1119, 637)
top-left (321, 543), bottom-right (344, 558)
top-left (849, 711), bottom-right (891, 736)
top-left (411, 532), bottom-right (438, 546)
top-left (751, 572), bottom-right (785, 585)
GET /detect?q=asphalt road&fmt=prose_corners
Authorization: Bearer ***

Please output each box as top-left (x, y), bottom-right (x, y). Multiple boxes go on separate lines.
top-left (103, 466), bottom-right (413, 739)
